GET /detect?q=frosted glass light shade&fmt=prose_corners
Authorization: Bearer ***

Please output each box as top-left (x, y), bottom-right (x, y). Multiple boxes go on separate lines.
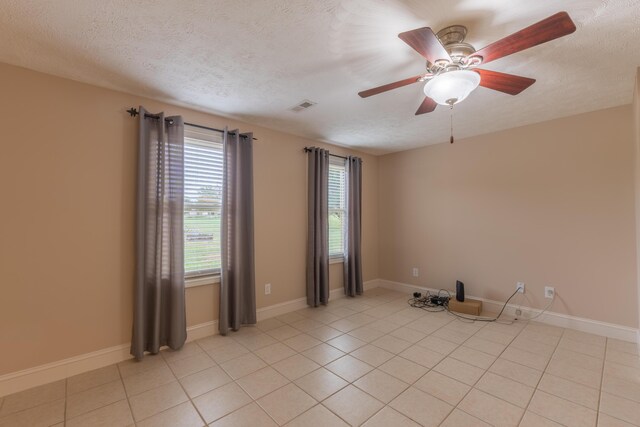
top-left (423, 70), bottom-right (481, 106)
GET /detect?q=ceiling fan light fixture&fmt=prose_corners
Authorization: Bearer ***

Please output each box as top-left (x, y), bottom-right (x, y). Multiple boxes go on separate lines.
top-left (423, 70), bottom-right (480, 106)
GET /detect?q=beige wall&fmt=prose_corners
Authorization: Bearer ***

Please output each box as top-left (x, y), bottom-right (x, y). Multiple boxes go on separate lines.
top-left (635, 67), bottom-right (640, 332)
top-left (0, 62), bottom-right (379, 375)
top-left (378, 106), bottom-right (638, 327)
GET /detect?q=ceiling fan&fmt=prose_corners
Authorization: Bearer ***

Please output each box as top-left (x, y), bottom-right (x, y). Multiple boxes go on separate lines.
top-left (358, 12), bottom-right (576, 115)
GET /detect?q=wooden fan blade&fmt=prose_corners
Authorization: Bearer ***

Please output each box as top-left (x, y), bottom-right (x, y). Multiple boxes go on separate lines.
top-left (470, 12), bottom-right (576, 65)
top-left (358, 75), bottom-right (424, 98)
top-left (415, 96), bottom-right (437, 115)
top-left (473, 69), bottom-right (536, 95)
top-left (398, 27), bottom-right (451, 64)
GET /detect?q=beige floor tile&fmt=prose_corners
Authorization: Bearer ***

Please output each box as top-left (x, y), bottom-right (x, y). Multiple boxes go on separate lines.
top-left (400, 345), bottom-right (445, 368)
top-left (220, 353), bottom-right (267, 379)
top-left (553, 348), bottom-right (604, 371)
top-left (307, 325), bottom-right (343, 342)
top-left (389, 386), bottom-right (453, 427)
top-left (563, 330), bottom-right (606, 346)
top-left (390, 327), bottom-right (427, 344)
top-left (432, 327), bottom-right (473, 345)
top-left (329, 318), bottom-right (362, 333)
top-left (302, 343), bottom-right (346, 365)
top-left (272, 354), bottom-right (321, 380)
top-left (527, 390), bottom-right (597, 427)
top-left (233, 333), bottom-right (278, 352)
top-left (128, 381), bottom-right (188, 422)
top-left (204, 341), bottom-right (250, 364)
top-left (257, 383), bottom-right (316, 425)
top-left (458, 389), bottom-right (523, 427)
top-left (277, 312), bottom-right (307, 324)
top-left (324, 385), bottom-right (384, 426)
top-left (362, 406), bottom-right (420, 427)
top-left (136, 401), bottom-right (203, 427)
top-left (519, 411), bottom-right (564, 426)
top-left (371, 335), bottom-right (412, 354)
top-left (354, 369), bottom-right (409, 403)
top-left (558, 337), bottom-right (605, 359)
top-left (118, 355), bottom-right (167, 379)
top-left (210, 402), bottom-right (277, 427)
top-left (475, 371), bottom-right (534, 408)
top-left (291, 318), bottom-right (325, 333)
top-left (161, 341), bottom-right (205, 363)
top-left (0, 399), bottom-right (65, 427)
top-left (66, 379), bottom-right (126, 419)
top-left (236, 366), bottom-right (289, 399)
top-left (257, 318), bottom-right (286, 332)
top-left (267, 325), bottom-right (302, 341)
top-left (602, 374), bottom-right (640, 403)
top-left (379, 356), bottom-right (429, 384)
top-left (489, 358), bottom-right (543, 387)
top-left (500, 347), bottom-right (550, 371)
top-left (327, 334), bottom-right (367, 353)
top-left (473, 328), bottom-right (516, 346)
top-left (309, 311), bottom-right (341, 325)
top-left (599, 392), bottom-right (640, 426)
top-left (433, 357), bottom-right (485, 386)
top-left (545, 358), bottom-right (602, 389)
top-left (464, 336), bottom-right (508, 356)
top-left (537, 373), bottom-right (599, 409)
top-left (348, 326), bottom-right (386, 343)
top-left (510, 336), bottom-right (557, 357)
top-left (66, 399), bottom-right (134, 427)
top-left (597, 413), bottom-right (637, 427)
top-left (414, 370), bottom-right (471, 406)
top-left (67, 365), bottom-right (120, 395)
top-left (284, 333), bottom-right (323, 352)
top-left (606, 349), bottom-right (640, 369)
top-left (351, 344), bottom-right (395, 367)
top-left (325, 355), bottom-right (373, 382)
top-left (254, 342), bottom-right (298, 365)
top-left (294, 368), bottom-right (348, 401)
top-left (0, 380), bottom-right (65, 416)
top-left (286, 404), bottom-right (349, 427)
top-left (122, 364), bottom-right (175, 396)
top-left (607, 339), bottom-right (640, 356)
top-left (416, 335), bottom-right (459, 355)
top-left (179, 365), bottom-right (232, 398)
top-left (369, 319), bottom-right (401, 334)
top-left (440, 409), bottom-right (492, 427)
top-left (193, 382), bottom-right (252, 424)
top-left (604, 361), bottom-right (640, 383)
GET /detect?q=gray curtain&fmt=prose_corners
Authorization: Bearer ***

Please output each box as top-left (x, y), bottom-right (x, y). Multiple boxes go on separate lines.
top-left (344, 156), bottom-right (363, 297)
top-left (219, 129), bottom-right (256, 335)
top-left (131, 106), bottom-right (186, 360)
top-left (306, 147), bottom-right (330, 307)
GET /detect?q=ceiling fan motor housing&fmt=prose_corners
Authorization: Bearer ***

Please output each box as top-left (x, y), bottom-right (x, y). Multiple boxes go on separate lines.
top-left (431, 25), bottom-right (479, 70)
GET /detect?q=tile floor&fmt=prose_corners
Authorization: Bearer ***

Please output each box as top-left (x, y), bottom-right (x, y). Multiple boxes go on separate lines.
top-left (1, 288), bottom-right (639, 426)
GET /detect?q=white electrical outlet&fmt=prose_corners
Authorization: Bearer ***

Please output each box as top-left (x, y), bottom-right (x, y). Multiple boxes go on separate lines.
top-left (265, 283), bottom-right (271, 295)
top-left (516, 282), bottom-right (525, 293)
top-left (544, 286), bottom-right (555, 299)
top-left (412, 268), bottom-right (419, 277)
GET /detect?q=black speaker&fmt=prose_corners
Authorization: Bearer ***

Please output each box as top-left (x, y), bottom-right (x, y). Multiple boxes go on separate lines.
top-left (456, 280), bottom-right (465, 302)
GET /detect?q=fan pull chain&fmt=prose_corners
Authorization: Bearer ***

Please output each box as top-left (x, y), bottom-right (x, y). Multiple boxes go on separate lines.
top-left (450, 104), bottom-right (454, 144)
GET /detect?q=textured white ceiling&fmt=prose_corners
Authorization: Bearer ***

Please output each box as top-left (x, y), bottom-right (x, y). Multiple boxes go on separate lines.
top-left (2, 0), bottom-right (639, 154)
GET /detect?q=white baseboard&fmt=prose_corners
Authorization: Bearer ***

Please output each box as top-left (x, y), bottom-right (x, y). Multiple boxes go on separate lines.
top-left (378, 279), bottom-right (639, 343)
top-left (0, 279), bottom-right (380, 397)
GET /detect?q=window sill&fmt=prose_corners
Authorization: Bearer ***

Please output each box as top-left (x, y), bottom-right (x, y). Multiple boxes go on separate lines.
top-left (329, 257), bottom-right (344, 264)
top-left (185, 275), bottom-right (220, 288)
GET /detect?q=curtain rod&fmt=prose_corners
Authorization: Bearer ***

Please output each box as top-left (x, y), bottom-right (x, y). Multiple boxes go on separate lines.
top-left (126, 108), bottom-right (257, 140)
top-left (304, 147), bottom-right (364, 162)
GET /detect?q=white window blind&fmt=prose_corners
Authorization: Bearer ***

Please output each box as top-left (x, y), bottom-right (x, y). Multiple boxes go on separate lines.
top-left (183, 125), bottom-right (224, 277)
top-left (328, 157), bottom-right (347, 258)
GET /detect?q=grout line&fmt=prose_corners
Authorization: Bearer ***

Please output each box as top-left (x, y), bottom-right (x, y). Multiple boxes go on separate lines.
top-left (116, 361), bottom-right (137, 425)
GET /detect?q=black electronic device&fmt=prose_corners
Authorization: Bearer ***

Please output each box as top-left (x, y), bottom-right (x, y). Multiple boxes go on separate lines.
top-left (456, 280), bottom-right (465, 302)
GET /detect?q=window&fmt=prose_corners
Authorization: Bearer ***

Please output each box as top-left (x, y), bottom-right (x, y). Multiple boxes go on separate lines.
top-left (328, 157), bottom-right (347, 259)
top-left (183, 125), bottom-right (223, 278)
